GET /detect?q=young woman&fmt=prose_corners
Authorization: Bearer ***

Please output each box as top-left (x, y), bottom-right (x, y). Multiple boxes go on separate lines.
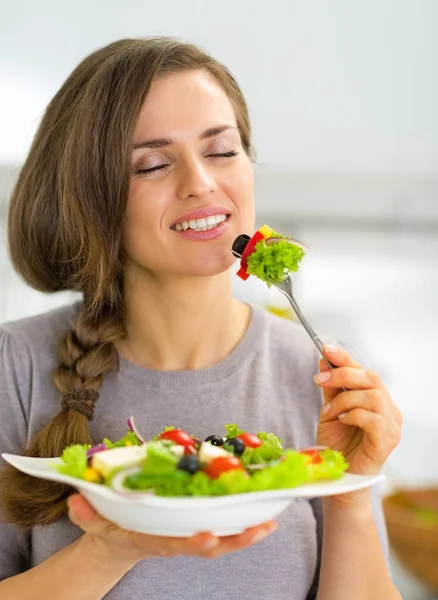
top-left (0, 38), bottom-right (402, 600)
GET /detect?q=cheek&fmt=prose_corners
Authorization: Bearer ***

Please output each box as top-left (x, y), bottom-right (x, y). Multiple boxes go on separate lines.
top-left (121, 181), bottom-right (162, 261)
top-left (227, 159), bottom-right (255, 229)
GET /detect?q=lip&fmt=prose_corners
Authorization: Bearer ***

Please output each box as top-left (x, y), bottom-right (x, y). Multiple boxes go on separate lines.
top-left (170, 205), bottom-right (231, 228)
top-left (174, 218), bottom-right (230, 241)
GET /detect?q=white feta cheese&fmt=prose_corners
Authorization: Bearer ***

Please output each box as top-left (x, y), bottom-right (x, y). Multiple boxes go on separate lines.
top-left (198, 442), bottom-right (232, 464)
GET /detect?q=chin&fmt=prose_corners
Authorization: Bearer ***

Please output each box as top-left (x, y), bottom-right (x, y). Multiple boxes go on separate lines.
top-left (185, 252), bottom-right (236, 278)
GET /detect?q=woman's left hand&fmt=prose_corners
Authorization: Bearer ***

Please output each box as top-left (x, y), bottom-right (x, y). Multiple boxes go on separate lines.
top-left (314, 345), bottom-right (403, 476)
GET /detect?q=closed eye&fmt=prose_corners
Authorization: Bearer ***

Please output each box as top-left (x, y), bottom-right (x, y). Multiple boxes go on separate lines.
top-left (135, 151), bottom-right (239, 176)
top-left (136, 164), bottom-right (171, 175)
top-left (207, 151), bottom-right (239, 159)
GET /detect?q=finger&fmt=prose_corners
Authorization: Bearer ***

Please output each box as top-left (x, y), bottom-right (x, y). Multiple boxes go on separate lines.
top-left (201, 521), bottom-right (278, 559)
top-left (148, 521), bottom-right (277, 559)
top-left (320, 389), bottom-right (394, 426)
top-left (314, 367), bottom-right (385, 392)
top-left (321, 344), bottom-right (362, 369)
top-left (338, 408), bottom-right (388, 453)
top-left (67, 494), bottom-right (115, 534)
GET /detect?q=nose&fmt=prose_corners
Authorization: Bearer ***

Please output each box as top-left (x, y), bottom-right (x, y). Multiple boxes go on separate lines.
top-left (175, 156), bottom-right (217, 200)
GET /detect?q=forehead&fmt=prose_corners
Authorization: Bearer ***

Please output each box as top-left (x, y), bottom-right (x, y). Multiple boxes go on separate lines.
top-left (133, 70), bottom-right (237, 139)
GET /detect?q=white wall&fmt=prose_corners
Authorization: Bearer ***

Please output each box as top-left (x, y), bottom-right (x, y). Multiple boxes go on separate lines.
top-left (0, 0), bottom-right (437, 174)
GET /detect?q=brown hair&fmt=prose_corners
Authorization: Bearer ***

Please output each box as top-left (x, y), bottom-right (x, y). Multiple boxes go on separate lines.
top-left (0, 37), bottom-right (252, 528)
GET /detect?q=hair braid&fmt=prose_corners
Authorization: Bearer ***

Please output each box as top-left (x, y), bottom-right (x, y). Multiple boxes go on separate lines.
top-left (0, 308), bottom-right (124, 528)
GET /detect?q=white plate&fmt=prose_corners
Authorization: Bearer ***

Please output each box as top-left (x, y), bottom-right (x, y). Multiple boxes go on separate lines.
top-left (1, 453), bottom-right (385, 537)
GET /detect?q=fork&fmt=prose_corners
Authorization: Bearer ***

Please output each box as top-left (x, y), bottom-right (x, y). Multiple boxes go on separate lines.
top-left (232, 240), bottom-right (341, 376)
top-left (270, 273), bottom-right (338, 372)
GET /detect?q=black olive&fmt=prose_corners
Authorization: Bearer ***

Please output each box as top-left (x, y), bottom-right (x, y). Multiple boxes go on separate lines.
top-left (231, 234), bottom-right (251, 259)
top-left (177, 455), bottom-right (200, 474)
top-left (204, 435), bottom-right (224, 447)
top-left (226, 437), bottom-right (246, 456)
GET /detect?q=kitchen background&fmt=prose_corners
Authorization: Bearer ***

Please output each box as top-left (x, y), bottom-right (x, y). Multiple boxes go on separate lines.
top-left (1, 1), bottom-right (437, 597)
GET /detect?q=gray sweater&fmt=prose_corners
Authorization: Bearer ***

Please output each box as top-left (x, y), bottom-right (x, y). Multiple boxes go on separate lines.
top-left (0, 302), bottom-right (388, 599)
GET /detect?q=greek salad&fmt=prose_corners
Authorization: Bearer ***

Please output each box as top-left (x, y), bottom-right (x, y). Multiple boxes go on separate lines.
top-left (53, 418), bottom-right (348, 497)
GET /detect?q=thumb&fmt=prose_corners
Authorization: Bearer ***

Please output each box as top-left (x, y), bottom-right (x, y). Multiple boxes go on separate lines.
top-left (67, 493), bottom-right (113, 534)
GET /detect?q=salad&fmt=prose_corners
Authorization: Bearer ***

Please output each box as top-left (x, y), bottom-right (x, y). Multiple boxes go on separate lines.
top-left (233, 224), bottom-right (309, 284)
top-left (53, 418), bottom-right (348, 497)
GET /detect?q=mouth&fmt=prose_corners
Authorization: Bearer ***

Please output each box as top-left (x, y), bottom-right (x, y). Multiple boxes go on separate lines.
top-left (170, 213), bottom-right (231, 233)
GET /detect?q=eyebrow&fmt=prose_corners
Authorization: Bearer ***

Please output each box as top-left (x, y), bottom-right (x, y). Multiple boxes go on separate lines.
top-left (132, 124), bottom-right (237, 150)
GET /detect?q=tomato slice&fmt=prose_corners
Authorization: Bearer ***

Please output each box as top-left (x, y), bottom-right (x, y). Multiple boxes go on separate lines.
top-left (158, 429), bottom-right (197, 455)
top-left (300, 449), bottom-right (323, 464)
top-left (204, 456), bottom-right (245, 479)
top-left (236, 433), bottom-right (262, 449)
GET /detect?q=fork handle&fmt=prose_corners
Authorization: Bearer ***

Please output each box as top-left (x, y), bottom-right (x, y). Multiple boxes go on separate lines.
top-left (284, 293), bottom-right (336, 369)
top-left (311, 336), bottom-right (337, 370)
top-left (282, 291), bottom-right (348, 392)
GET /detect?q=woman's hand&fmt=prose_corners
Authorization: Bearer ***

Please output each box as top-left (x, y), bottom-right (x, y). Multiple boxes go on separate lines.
top-left (314, 345), bottom-right (402, 477)
top-left (67, 494), bottom-right (277, 568)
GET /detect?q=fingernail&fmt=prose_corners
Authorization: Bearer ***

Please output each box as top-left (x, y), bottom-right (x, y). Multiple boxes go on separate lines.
top-left (314, 372), bottom-right (330, 383)
top-left (253, 529), bottom-right (269, 544)
top-left (324, 344), bottom-right (339, 353)
top-left (338, 412), bottom-right (347, 419)
top-left (322, 403), bottom-right (332, 415)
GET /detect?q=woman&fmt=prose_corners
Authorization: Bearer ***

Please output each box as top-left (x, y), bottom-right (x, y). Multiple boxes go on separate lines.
top-left (0, 38), bottom-right (402, 600)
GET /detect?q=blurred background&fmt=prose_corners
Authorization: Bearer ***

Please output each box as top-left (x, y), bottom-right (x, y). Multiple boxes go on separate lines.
top-left (1, 1), bottom-right (437, 597)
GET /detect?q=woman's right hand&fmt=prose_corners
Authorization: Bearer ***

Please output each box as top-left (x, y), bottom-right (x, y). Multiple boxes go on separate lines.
top-left (67, 493), bottom-right (278, 568)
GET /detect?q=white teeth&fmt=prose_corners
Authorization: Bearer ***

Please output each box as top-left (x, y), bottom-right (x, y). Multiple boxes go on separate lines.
top-left (174, 213), bottom-right (228, 232)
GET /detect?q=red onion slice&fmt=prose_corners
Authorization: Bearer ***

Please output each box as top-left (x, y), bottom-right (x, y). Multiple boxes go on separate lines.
top-left (127, 416), bottom-right (146, 445)
top-left (265, 237), bottom-right (310, 252)
top-left (86, 443), bottom-right (108, 458)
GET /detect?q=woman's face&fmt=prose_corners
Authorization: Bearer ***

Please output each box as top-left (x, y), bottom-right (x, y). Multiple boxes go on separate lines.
top-left (122, 69), bottom-right (255, 279)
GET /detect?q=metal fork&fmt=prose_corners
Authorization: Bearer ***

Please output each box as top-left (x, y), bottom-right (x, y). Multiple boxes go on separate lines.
top-left (232, 238), bottom-right (340, 375)
top-left (270, 273), bottom-right (337, 371)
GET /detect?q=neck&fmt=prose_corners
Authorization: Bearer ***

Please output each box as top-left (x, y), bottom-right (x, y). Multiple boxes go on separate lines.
top-left (117, 265), bottom-right (251, 371)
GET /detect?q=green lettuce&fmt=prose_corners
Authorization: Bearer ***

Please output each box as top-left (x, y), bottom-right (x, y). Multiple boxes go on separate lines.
top-left (122, 448), bottom-right (311, 496)
top-left (224, 423), bottom-right (246, 438)
top-left (246, 238), bottom-right (305, 285)
top-left (307, 449), bottom-right (348, 481)
top-left (55, 443), bottom-right (90, 479)
top-left (103, 431), bottom-right (141, 448)
top-left (224, 424), bottom-right (286, 465)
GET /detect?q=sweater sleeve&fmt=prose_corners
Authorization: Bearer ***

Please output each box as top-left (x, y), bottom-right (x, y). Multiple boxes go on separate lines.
top-left (0, 328), bottom-right (32, 580)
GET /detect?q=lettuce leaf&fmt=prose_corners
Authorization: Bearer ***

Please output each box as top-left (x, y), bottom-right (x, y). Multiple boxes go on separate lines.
top-left (224, 423), bottom-right (246, 438)
top-left (103, 431), bottom-right (141, 448)
top-left (307, 449), bottom-right (348, 481)
top-left (224, 425), bottom-right (286, 465)
top-left (246, 239), bottom-right (305, 284)
top-left (55, 444), bottom-right (90, 479)
top-left (121, 448), bottom-right (311, 496)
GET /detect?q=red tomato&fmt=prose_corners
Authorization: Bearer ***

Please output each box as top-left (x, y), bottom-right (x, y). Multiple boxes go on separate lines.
top-left (204, 456), bottom-right (245, 479)
top-left (158, 429), bottom-right (197, 455)
top-left (236, 433), bottom-right (262, 449)
top-left (300, 449), bottom-right (322, 464)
